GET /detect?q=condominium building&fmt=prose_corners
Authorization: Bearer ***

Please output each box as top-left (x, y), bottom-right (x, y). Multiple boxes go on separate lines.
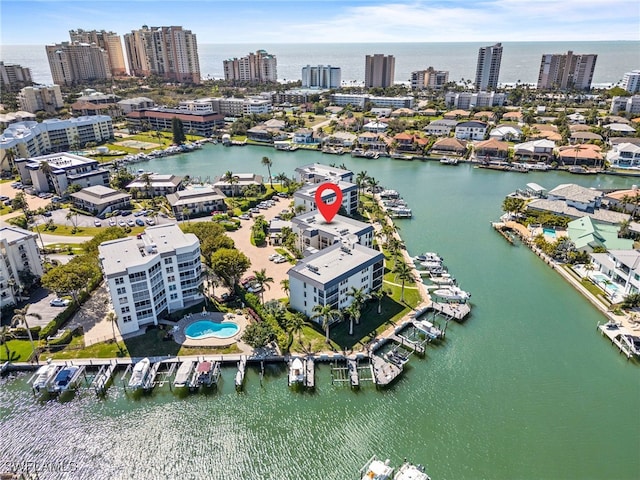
top-left (610, 95), bottom-right (640, 115)
top-left (125, 108), bottom-right (224, 136)
top-left (69, 29), bottom-right (127, 76)
top-left (46, 42), bottom-right (111, 86)
top-left (301, 65), bottom-right (341, 89)
top-left (166, 187), bottom-right (226, 218)
top-left (18, 85), bottom-right (64, 114)
top-left (474, 43), bottom-right (503, 91)
top-left (295, 163), bottom-right (353, 184)
top-left (0, 226), bottom-right (44, 309)
top-left (291, 211), bottom-right (374, 254)
top-left (0, 116), bottom-right (113, 172)
top-left (537, 51), bottom-right (598, 91)
top-left (70, 185), bottom-right (131, 217)
top-left (365, 54), bottom-right (395, 88)
top-left (98, 224), bottom-right (203, 335)
top-left (223, 50), bottom-right (277, 83)
top-left (621, 70), bottom-right (640, 94)
top-left (126, 174), bottom-right (183, 198)
top-left (124, 25), bottom-right (201, 83)
top-left (15, 152), bottom-right (110, 195)
top-left (445, 91), bottom-right (506, 109)
top-left (117, 97), bottom-right (156, 114)
top-left (293, 181), bottom-right (358, 216)
top-left (411, 67), bottom-right (449, 90)
top-left (330, 94), bottom-right (413, 109)
top-left (0, 62), bottom-right (32, 91)
top-left (288, 242), bottom-right (384, 319)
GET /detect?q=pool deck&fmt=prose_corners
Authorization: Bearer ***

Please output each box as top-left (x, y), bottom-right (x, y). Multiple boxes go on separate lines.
top-left (172, 311), bottom-right (248, 348)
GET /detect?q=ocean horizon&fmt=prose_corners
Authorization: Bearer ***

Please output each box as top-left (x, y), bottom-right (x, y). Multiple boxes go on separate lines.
top-left (3, 40), bottom-right (639, 87)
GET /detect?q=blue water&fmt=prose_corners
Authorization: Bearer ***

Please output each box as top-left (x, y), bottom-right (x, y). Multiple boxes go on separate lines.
top-left (184, 320), bottom-right (239, 339)
top-left (542, 228), bottom-right (557, 238)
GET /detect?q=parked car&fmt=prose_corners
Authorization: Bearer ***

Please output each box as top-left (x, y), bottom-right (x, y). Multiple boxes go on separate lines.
top-left (146, 218), bottom-right (155, 225)
top-left (0, 195), bottom-right (9, 201)
top-left (121, 211), bottom-right (131, 217)
top-left (268, 253), bottom-right (279, 261)
top-left (135, 219), bottom-right (145, 226)
top-left (109, 219), bottom-right (117, 227)
top-left (43, 211), bottom-right (52, 217)
top-left (50, 298), bottom-right (70, 307)
top-left (241, 275), bottom-right (256, 287)
top-left (247, 283), bottom-right (263, 293)
top-left (273, 255), bottom-right (287, 264)
top-left (94, 219), bottom-right (102, 227)
top-left (239, 214), bottom-right (251, 220)
top-left (118, 220), bottom-right (126, 227)
top-left (127, 219), bottom-right (135, 227)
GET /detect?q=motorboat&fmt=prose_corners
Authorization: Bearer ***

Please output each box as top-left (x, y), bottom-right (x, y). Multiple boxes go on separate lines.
top-left (439, 156), bottom-right (458, 165)
top-left (385, 349), bottom-right (410, 366)
top-left (173, 360), bottom-right (194, 389)
top-left (428, 272), bottom-right (455, 285)
top-left (128, 358), bottom-right (151, 390)
top-left (394, 461), bottom-right (431, 480)
top-left (360, 456), bottom-right (394, 480)
top-left (195, 361), bottom-right (214, 387)
top-left (413, 319), bottom-right (444, 340)
top-left (32, 362), bottom-right (58, 392)
top-left (433, 286), bottom-right (471, 302)
top-left (51, 366), bottom-right (80, 393)
top-left (419, 260), bottom-right (443, 271)
top-left (620, 334), bottom-right (640, 357)
top-left (288, 357), bottom-right (305, 386)
top-left (414, 252), bottom-right (443, 263)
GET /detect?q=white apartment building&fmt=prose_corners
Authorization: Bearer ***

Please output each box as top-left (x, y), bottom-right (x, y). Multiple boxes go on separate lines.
top-left (590, 250), bottom-right (640, 297)
top-left (330, 94), bottom-right (414, 109)
top-left (117, 97), bottom-right (156, 115)
top-left (288, 242), bottom-right (384, 319)
top-left (0, 62), bottom-right (32, 91)
top-left (15, 153), bottom-right (110, 195)
top-left (621, 70), bottom-right (640, 94)
top-left (224, 50), bottom-right (277, 83)
top-left (475, 43), bottom-right (503, 91)
top-left (411, 67), bottom-right (449, 90)
top-left (291, 211), bottom-right (374, 254)
top-left (166, 187), bottom-right (226, 218)
top-left (46, 42), bottom-right (111, 86)
top-left (454, 121), bottom-right (488, 141)
top-left (301, 65), bottom-right (341, 89)
top-left (610, 95), bottom-right (640, 115)
top-left (445, 91), bottom-right (506, 109)
top-left (536, 51), bottom-right (597, 91)
top-left (18, 85), bottom-right (64, 113)
top-left (98, 224), bottom-right (203, 335)
top-left (293, 181), bottom-right (359, 216)
top-left (0, 116), bottom-right (113, 172)
top-left (295, 163), bottom-right (354, 184)
top-left (0, 226), bottom-right (44, 309)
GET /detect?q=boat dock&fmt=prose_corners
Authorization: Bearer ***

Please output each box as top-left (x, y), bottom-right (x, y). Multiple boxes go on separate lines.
top-left (304, 357), bottom-right (315, 389)
top-left (597, 322), bottom-right (640, 360)
top-left (370, 354), bottom-right (402, 386)
top-left (491, 222), bottom-right (515, 245)
top-left (235, 356), bottom-right (247, 390)
top-left (91, 362), bottom-right (116, 395)
top-left (431, 302), bottom-right (471, 321)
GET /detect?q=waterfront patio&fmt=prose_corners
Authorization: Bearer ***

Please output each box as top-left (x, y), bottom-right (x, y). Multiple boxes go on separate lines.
top-left (173, 311), bottom-right (248, 348)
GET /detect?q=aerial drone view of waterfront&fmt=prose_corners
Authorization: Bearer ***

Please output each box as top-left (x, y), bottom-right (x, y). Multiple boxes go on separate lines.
top-left (1, 146), bottom-right (638, 479)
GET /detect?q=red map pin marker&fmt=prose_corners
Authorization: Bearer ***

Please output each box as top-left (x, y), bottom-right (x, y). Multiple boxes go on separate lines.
top-left (315, 183), bottom-right (343, 223)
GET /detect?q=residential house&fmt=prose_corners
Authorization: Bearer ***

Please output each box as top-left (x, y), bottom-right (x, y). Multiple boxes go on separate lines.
top-left (489, 125), bottom-right (522, 141)
top-left (363, 121), bottom-right (388, 133)
top-left (455, 121), bottom-right (488, 141)
top-left (589, 250), bottom-right (640, 296)
top-left (567, 216), bottom-right (633, 252)
top-left (569, 131), bottom-right (603, 144)
top-left (357, 132), bottom-right (389, 152)
top-left (393, 132), bottom-right (417, 152)
top-left (424, 119), bottom-right (457, 137)
top-left (513, 139), bottom-right (555, 163)
top-left (429, 137), bottom-right (467, 157)
top-left (473, 138), bottom-right (509, 160)
top-left (292, 128), bottom-right (319, 145)
top-left (166, 187), bottom-right (227, 218)
top-left (443, 109), bottom-right (470, 120)
top-left (606, 143), bottom-right (640, 168)
top-left (126, 174), bottom-right (183, 198)
top-left (322, 131), bottom-right (357, 148)
top-left (556, 144), bottom-right (603, 167)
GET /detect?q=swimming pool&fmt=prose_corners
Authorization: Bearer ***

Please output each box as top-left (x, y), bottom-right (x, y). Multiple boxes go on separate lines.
top-left (591, 274), bottom-right (621, 293)
top-left (184, 320), bottom-right (239, 340)
top-left (542, 228), bottom-right (556, 238)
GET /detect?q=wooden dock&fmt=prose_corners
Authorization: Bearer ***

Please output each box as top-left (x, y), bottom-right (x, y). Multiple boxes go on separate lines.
top-left (304, 357), bottom-right (315, 389)
top-left (142, 361), bottom-right (162, 390)
top-left (347, 358), bottom-right (359, 387)
top-left (431, 301), bottom-right (471, 321)
top-left (389, 332), bottom-right (426, 356)
top-left (598, 322), bottom-right (639, 359)
top-left (370, 354), bottom-right (402, 386)
top-left (235, 356), bottom-right (247, 390)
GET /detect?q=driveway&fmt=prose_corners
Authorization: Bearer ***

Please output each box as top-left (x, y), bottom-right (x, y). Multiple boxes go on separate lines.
top-left (66, 284), bottom-right (119, 346)
top-left (9, 288), bottom-right (67, 329)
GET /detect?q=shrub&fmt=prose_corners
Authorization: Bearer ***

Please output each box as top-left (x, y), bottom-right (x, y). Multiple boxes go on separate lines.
top-left (46, 328), bottom-right (74, 346)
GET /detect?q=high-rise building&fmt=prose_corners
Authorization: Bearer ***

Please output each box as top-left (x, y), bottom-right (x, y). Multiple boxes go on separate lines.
top-left (474, 43), bottom-right (502, 91)
top-left (537, 51), bottom-right (598, 91)
top-left (364, 54), bottom-right (395, 88)
top-left (621, 70), bottom-right (640, 94)
top-left (46, 42), bottom-right (111, 86)
top-left (0, 62), bottom-right (33, 91)
top-left (124, 26), bottom-right (201, 84)
top-left (18, 85), bottom-right (64, 113)
top-left (301, 65), bottom-right (341, 89)
top-left (410, 67), bottom-right (449, 90)
top-left (69, 29), bottom-right (127, 76)
top-left (0, 226), bottom-right (44, 309)
top-left (223, 50), bottom-right (277, 83)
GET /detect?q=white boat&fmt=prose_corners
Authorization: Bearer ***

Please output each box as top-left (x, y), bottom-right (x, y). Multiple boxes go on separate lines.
top-left (428, 272), bottom-right (455, 285)
top-left (388, 207), bottom-right (412, 218)
top-left (620, 334), bottom-right (640, 357)
top-left (128, 358), bottom-right (151, 390)
top-left (288, 358), bottom-right (304, 386)
top-left (32, 362), bottom-right (58, 392)
top-left (440, 156), bottom-right (458, 165)
top-left (414, 252), bottom-right (443, 263)
top-left (413, 319), bottom-right (444, 340)
top-left (433, 286), bottom-right (471, 302)
top-left (51, 366), bottom-right (80, 393)
top-left (360, 456), bottom-right (394, 480)
top-left (419, 260), bottom-right (443, 271)
top-left (195, 361), bottom-right (214, 387)
top-left (394, 461), bottom-right (431, 480)
top-left (173, 360), bottom-right (194, 388)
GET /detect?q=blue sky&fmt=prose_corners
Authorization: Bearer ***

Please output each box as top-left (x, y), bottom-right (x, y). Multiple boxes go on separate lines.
top-left (1, 0), bottom-right (638, 44)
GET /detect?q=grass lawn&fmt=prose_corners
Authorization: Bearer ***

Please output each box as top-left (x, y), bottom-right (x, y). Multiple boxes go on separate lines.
top-left (0, 339), bottom-right (35, 362)
top-left (39, 224), bottom-right (145, 237)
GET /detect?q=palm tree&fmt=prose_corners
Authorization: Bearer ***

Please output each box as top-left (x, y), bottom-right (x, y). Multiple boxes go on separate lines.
top-left (356, 170), bottom-right (369, 198)
top-left (4, 147), bottom-right (17, 173)
top-left (371, 288), bottom-right (388, 314)
top-left (287, 311), bottom-right (306, 344)
top-left (347, 286), bottom-right (369, 326)
top-left (1, 325), bottom-right (11, 361)
top-left (392, 261), bottom-right (414, 303)
top-left (262, 156), bottom-right (274, 189)
top-left (253, 268), bottom-right (274, 304)
top-left (367, 177), bottom-right (380, 195)
top-left (345, 303), bottom-right (360, 336)
top-left (280, 278), bottom-right (290, 299)
top-left (66, 210), bottom-right (78, 231)
top-left (11, 305), bottom-right (41, 363)
top-left (106, 311), bottom-right (118, 344)
top-left (222, 170), bottom-right (240, 204)
top-left (39, 161), bottom-right (53, 190)
top-left (311, 304), bottom-right (343, 343)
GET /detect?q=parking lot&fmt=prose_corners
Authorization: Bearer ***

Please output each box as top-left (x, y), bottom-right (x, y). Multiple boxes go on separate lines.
top-left (33, 207), bottom-right (176, 229)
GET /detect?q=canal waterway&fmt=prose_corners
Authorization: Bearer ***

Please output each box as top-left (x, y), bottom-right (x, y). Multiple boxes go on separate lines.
top-left (1, 145), bottom-right (639, 479)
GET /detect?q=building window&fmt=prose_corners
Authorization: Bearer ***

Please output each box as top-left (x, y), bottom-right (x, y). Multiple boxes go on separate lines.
top-left (166, 266), bottom-right (174, 273)
top-left (116, 287), bottom-right (126, 295)
top-left (167, 275), bottom-right (175, 282)
top-left (118, 297), bottom-right (127, 304)
top-left (122, 315), bottom-right (132, 323)
top-left (170, 293), bottom-right (178, 300)
top-left (115, 277), bottom-right (124, 285)
top-left (121, 306), bottom-right (130, 314)
top-left (164, 258), bottom-right (172, 265)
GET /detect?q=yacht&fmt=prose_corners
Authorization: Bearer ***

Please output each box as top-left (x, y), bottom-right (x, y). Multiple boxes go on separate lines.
top-left (419, 260), bottom-right (444, 271)
top-left (173, 360), bottom-right (194, 389)
top-left (439, 156), bottom-right (459, 165)
top-left (620, 334), bottom-right (640, 357)
top-left (51, 366), bottom-right (80, 394)
top-left (394, 461), bottom-right (431, 480)
top-left (428, 272), bottom-right (455, 285)
top-left (413, 319), bottom-right (444, 340)
top-left (414, 252), bottom-right (443, 263)
top-left (128, 358), bottom-right (151, 390)
top-left (433, 286), bottom-right (471, 302)
top-left (288, 357), bottom-right (305, 386)
top-left (32, 362), bottom-right (58, 392)
top-left (360, 456), bottom-right (394, 480)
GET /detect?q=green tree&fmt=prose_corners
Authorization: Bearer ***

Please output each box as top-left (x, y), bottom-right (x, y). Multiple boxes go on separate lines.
top-left (11, 191), bottom-right (28, 214)
top-left (392, 261), bottom-right (414, 303)
top-left (83, 226), bottom-right (127, 255)
top-left (12, 305), bottom-right (41, 363)
top-left (502, 196), bottom-right (526, 214)
top-left (347, 286), bottom-right (369, 328)
top-left (286, 311), bottom-right (305, 343)
top-left (181, 222), bottom-right (234, 265)
top-left (172, 117), bottom-right (186, 145)
top-left (371, 288), bottom-right (388, 314)
top-left (280, 278), bottom-right (290, 299)
top-left (241, 321), bottom-right (276, 349)
top-left (311, 304), bottom-right (343, 343)
top-left (1, 325), bottom-right (12, 360)
top-left (210, 248), bottom-right (251, 289)
top-left (261, 156), bottom-right (273, 189)
top-left (253, 268), bottom-right (274, 304)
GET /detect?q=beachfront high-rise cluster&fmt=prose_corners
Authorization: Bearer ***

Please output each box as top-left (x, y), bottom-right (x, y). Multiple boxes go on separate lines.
top-left (474, 43), bottom-right (503, 91)
top-left (69, 29), bottom-right (127, 76)
top-left (46, 42), bottom-right (112, 86)
top-left (223, 50), bottom-right (277, 84)
top-left (365, 54), bottom-right (395, 88)
top-left (537, 51), bottom-right (598, 91)
top-left (301, 65), bottom-right (341, 89)
top-left (0, 61), bottom-right (33, 91)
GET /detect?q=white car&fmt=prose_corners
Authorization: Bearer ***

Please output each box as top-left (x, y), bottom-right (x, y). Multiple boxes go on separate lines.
top-left (94, 219), bottom-right (102, 227)
top-left (247, 283), bottom-right (263, 293)
top-left (273, 255), bottom-right (287, 264)
top-left (268, 253), bottom-right (279, 261)
top-left (50, 298), bottom-right (70, 307)
top-left (118, 220), bottom-right (126, 227)
top-left (127, 219), bottom-right (135, 227)
top-left (108, 219), bottom-right (117, 226)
